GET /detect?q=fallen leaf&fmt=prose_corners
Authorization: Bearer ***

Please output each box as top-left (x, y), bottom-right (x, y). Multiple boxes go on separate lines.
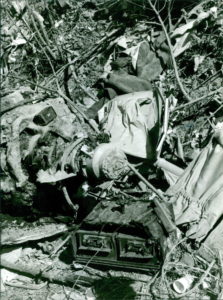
top-left (194, 55), bottom-right (205, 72)
top-left (11, 38), bottom-right (26, 46)
top-left (11, 0), bottom-right (26, 15)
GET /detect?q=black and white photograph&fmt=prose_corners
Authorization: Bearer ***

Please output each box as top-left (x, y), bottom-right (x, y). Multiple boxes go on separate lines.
top-left (0, 0), bottom-right (223, 299)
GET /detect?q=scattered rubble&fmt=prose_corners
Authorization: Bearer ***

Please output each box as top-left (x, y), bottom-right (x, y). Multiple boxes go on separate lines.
top-left (1, 0), bottom-right (223, 299)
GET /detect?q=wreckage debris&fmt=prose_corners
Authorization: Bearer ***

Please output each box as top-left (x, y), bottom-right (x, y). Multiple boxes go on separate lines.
top-left (167, 123), bottom-right (223, 242)
top-left (1, 0), bottom-right (223, 299)
top-left (173, 274), bottom-right (194, 294)
top-left (87, 143), bottom-right (129, 179)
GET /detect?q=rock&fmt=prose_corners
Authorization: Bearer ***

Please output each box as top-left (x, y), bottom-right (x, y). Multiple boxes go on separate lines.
top-left (0, 247), bottom-right (23, 263)
top-left (2, 91), bottom-right (24, 112)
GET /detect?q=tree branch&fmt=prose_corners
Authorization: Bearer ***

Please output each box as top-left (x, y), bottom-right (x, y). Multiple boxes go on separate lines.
top-left (147, 0), bottom-right (193, 102)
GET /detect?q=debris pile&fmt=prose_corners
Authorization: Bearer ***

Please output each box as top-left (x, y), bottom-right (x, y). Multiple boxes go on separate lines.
top-left (1, 0), bottom-right (223, 299)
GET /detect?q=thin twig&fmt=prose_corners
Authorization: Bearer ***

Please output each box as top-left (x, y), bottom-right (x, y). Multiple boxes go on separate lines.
top-left (128, 162), bottom-right (176, 231)
top-left (167, 262), bottom-right (218, 279)
top-left (38, 39), bottom-right (60, 91)
top-left (5, 75), bottom-right (100, 133)
top-left (157, 98), bottom-right (169, 157)
top-left (193, 69), bottom-right (222, 91)
top-left (45, 28), bottom-right (121, 88)
top-left (5, 281), bottom-right (47, 290)
top-left (50, 234), bottom-right (71, 258)
top-left (67, 225), bottom-right (124, 300)
top-left (62, 186), bottom-right (79, 213)
top-left (195, 102), bottom-right (223, 133)
top-left (32, 10), bottom-right (54, 51)
top-left (167, 0), bottom-right (173, 31)
top-left (174, 87), bottom-right (223, 111)
top-left (147, 0), bottom-right (193, 102)
top-left (218, 250), bottom-right (223, 298)
top-left (127, 162), bottom-right (165, 201)
top-left (6, 74), bottom-right (56, 93)
top-left (20, 18), bottom-right (99, 132)
top-left (68, 57), bottom-right (97, 102)
top-left (27, 3), bottom-right (56, 60)
top-left (68, 246), bottom-right (104, 300)
top-left (161, 237), bottom-right (188, 281)
top-left (173, 260), bottom-right (215, 298)
top-left (58, 90), bottom-right (100, 133)
top-left (0, 96), bottom-right (48, 115)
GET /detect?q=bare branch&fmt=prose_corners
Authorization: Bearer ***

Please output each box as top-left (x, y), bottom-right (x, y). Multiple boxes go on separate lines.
top-left (147, 0), bottom-right (193, 102)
